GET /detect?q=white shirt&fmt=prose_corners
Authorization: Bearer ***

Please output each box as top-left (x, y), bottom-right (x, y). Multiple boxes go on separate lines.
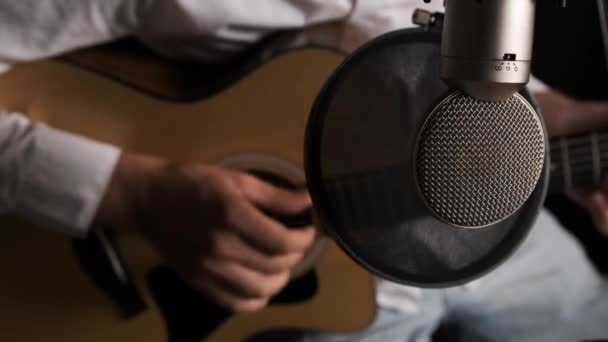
top-left (0, 0), bottom-right (448, 236)
top-left (0, 0), bottom-right (547, 314)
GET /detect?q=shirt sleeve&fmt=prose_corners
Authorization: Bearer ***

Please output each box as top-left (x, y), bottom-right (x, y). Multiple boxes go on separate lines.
top-left (0, 0), bottom-right (139, 72)
top-left (0, 111), bottom-right (121, 237)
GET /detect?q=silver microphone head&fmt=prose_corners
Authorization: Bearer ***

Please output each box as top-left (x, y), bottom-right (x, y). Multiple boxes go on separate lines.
top-left (441, 0), bottom-right (536, 101)
top-left (415, 91), bottom-right (546, 228)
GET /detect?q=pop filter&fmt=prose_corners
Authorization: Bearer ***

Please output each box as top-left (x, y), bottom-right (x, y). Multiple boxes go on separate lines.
top-left (304, 28), bottom-right (549, 287)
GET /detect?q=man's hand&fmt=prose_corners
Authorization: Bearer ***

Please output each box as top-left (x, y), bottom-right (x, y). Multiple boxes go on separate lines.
top-left (536, 91), bottom-right (608, 236)
top-left (94, 153), bottom-right (316, 312)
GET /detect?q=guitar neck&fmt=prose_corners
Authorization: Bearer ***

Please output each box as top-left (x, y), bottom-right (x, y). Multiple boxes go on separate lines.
top-left (549, 130), bottom-right (608, 192)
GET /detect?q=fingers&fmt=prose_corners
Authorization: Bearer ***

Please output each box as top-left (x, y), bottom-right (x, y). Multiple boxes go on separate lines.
top-left (189, 224), bottom-right (306, 313)
top-left (194, 260), bottom-right (291, 312)
top-left (204, 259), bottom-right (291, 298)
top-left (589, 192), bottom-right (608, 236)
top-left (196, 280), bottom-right (269, 313)
top-left (227, 201), bottom-right (316, 255)
top-left (210, 230), bottom-right (305, 274)
top-left (237, 173), bottom-right (312, 214)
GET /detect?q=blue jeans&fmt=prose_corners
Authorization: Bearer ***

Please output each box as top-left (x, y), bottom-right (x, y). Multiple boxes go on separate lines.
top-left (257, 210), bottom-right (608, 342)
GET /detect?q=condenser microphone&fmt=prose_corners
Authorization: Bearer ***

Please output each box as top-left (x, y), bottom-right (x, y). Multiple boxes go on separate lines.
top-left (441, 0), bottom-right (537, 101)
top-left (417, 0), bottom-right (546, 226)
top-left (305, 23), bottom-right (550, 286)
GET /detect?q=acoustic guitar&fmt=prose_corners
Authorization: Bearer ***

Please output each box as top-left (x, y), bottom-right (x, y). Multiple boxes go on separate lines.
top-left (0, 23), bottom-right (603, 341)
top-left (0, 26), bottom-right (378, 342)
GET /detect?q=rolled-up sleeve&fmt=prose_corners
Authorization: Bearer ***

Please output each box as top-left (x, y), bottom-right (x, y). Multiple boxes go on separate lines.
top-left (0, 111), bottom-right (120, 237)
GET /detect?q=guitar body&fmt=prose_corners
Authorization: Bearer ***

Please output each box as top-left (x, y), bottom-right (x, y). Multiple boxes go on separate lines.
top-left (0, 38), bottom-right (375, 341)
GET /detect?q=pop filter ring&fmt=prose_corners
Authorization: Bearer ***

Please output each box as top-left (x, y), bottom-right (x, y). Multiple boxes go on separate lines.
top-left (305, 28), bottom-right (549, 287)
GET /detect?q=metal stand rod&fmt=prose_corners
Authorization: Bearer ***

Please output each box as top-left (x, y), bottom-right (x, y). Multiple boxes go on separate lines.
top-left (597, 0), bottom-right (608, 70)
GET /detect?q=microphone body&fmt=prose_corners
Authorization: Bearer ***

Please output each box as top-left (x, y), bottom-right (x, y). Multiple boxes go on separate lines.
top-left (441, 0), bottom-right (536, 100)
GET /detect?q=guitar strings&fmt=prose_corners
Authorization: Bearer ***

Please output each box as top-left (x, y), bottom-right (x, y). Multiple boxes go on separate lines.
top-left (546, 132), bottom-right (607, 189)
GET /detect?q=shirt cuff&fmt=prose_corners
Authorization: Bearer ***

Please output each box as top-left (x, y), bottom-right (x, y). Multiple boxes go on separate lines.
top-left (15, 122), bottom-right (121, 237)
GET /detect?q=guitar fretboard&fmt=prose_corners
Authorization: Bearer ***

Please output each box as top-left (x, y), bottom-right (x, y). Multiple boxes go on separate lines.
top-left (321, 130), bottom-right (606, 225)
top-left (549, 130), bottom-right (608, 192)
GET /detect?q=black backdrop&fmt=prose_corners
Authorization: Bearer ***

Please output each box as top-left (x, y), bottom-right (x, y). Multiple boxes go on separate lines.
top-left (533, 0), bottom-right (608, 273)
top-left (533, 1), bottom-right (608, 99)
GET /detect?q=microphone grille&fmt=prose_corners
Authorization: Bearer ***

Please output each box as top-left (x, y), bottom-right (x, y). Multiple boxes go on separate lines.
top-left (415, 91), bottom-right (545, 228)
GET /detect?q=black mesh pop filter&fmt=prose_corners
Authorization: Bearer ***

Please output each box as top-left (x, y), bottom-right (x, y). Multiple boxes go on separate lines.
top-left (305, 29), bottom-right (549, 287)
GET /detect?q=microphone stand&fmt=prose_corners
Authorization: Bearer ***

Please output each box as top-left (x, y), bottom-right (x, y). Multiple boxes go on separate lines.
top-left (597, 0), bottom-right (608, 72)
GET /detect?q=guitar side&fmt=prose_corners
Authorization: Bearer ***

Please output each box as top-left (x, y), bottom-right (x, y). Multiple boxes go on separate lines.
top-left (0, 46), bottom-right (376, 341)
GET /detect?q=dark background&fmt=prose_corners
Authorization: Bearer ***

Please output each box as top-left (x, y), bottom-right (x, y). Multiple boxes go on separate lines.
top-left (533, 1), bottom-right (608, 273)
